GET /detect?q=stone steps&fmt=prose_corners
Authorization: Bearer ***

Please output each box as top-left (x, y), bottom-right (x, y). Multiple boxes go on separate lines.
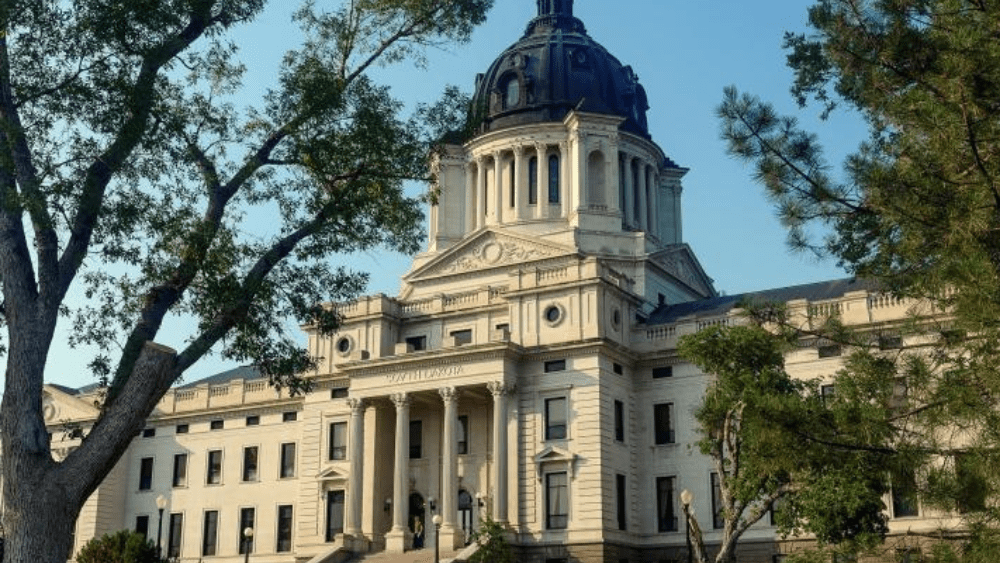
top-left (353, 548), bottom-right (463, 563)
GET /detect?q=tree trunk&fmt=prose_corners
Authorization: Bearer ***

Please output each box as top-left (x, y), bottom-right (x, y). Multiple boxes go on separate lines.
top-left (3, 475), bottom-right (79, 563)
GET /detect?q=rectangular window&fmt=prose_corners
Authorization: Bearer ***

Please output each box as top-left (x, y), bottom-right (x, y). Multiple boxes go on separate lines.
top-left (135, 515), bottom-right (149, 539)
top-left (326, 490), bottom-right (345, 542)
top-left (818, 344), bottom-right (842, 358)
top-left (656, 476), bottom-right (677, 532)
top-left (280, 443), bottom-right (297, 479)
top-left (711, 472), bottom-right (724, 529)
top-left (139, 457), bottom-right (154, 490)
top-left (142, 428), bottom-right (156, 438)
top-left (548, 155), bottom-right (560, 203)
top-left (616, 473), bottom-right (627, 531)
top-left (546, 472), bottom-right (569, 529)
top-left (175, 423), bottom-right (189, 434)
top-left (330, 388), bottom-right (349, 399)
top-left (202, 510), bottom-right (219, 556)
top-left (210, 419), bottom-right (224, 430)
top-left (457, 415), bottom-right (469, 455)
top-left (892, 468), bottom-right (919, 518)
top-left (242, 446), bottom-right (259, 482)
top-left (245, 415), bottom-right (260, 426)
top-left (529, 156), bottom-right (538, 205)
top-left (167, 513), bottom-right (183, 558)
top-left (956, 453), bottom-right (987, 513)
top-left (405, 335), bottom-right (427, 351)
top-left (282, 411), bottom-right (297, 422)
top-left (654, 403), bottom-right (675, 445)
top-left (410, 420), bottom-right (423, 459)
top-left (206, 450), bottom-right (222, 485)
top-left (451, 329), bottom-right (473, 346)
top-left (172, 453), bottom-right (188, 487)
top-left (544, 359), bottom-right (566, 373)
top-left (238, 507), bottom-right (255, 554)
top-left (614, 400), bottom-right (625, 442)
top-left (545, 397), bottom-right (567, 440)
top-left (329, 422), bottom-right (347, 460)
top-left (879, 335), bottom-right (903, 350)
top-left (276, 505), bottom-right (294, 552)
top-left (653, 366), bottom-right (673, 379)
top-left (821, 384), bottom-right (836, 405)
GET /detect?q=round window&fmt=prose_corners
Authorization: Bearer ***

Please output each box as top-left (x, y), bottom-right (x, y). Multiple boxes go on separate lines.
top-left (544, 305), bottom-right (562, 325)
top-left (612, 309), bottom-right (622, 328)
top-left (336, 337), bottom-right (352, 355)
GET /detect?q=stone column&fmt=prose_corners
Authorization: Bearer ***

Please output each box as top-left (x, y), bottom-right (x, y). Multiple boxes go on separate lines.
top-left (607, 136), bottom-right (620, 215)
top-left (492, 151), bottom-right (503, 224)
top-left (622, 154), bottom-right (634, 229)
top-left (345, 399), bottom-right (366, 541)
top-left (476, 156), bottom-right (486, 230)
top-left (648, 170), bottom-right (659, 239)
top-left (386, 393), bottom-right (412, 553)
top-left (465, 161), bottom-right (476, 234)
top-left (488, 382), bottom-right (515, 524)
top-left (535, 144), bottom-right (547, 219)
top-left (637, 160), bottom-right (648, 232)
top-left (438, 387), bottom-right (464, 549)
top-left (559, 141), bottom-right (570, 217)
top-left (513, 146), bottom-right (525, 221)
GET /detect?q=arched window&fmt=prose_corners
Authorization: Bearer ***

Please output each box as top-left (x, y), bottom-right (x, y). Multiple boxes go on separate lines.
top-left (509, 160), bottom-right (516, 208)
top-left (548, 154), bottom-right (560, 204)
top-left (528, 156), bottom-right (538, 205)
top-left (504, 77), bottom-right (519, 109)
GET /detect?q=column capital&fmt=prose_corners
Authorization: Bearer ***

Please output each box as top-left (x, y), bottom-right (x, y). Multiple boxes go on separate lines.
top-left (390, 392), bottom-right (410, 409)
top-left (439, 386), bottom-right (459, 405)
top-left (347, 398), bottom-right (366, 414)
top-left (487, 381), bottom-right (516, 398)
top-left (512, 145), bottom-right (524, 157)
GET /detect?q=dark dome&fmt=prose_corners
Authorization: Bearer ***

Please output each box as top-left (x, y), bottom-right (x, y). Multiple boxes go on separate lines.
top-left (471, 0), bottom-right (650, 138)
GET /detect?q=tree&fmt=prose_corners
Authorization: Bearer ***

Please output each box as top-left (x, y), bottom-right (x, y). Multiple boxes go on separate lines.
top-left (0, 1), bottom-right (491, 562)
top-left (678, 323), bottom-right (889, 563)
top-left (717, 0), bottom-right (1000, 557)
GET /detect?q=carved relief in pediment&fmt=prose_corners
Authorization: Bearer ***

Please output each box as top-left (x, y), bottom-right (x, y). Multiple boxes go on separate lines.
top-left (417, 232), bottom-right (568, 279)
top-left (654, 250), bottom-right (712, 296)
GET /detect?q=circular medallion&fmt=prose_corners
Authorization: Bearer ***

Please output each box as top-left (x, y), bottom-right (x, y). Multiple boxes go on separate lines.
top-left (482, 242), bottom-right (504, 264)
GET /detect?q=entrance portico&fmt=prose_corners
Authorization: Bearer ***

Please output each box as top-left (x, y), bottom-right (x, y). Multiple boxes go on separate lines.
top-left (342, 375), bottom-right (516, 554)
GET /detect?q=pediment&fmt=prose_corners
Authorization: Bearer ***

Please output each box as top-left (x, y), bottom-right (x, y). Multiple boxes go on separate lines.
top-left (650, 244), bottom-right (717, 298)
top-left (316, 466), bottom-right (350, 481)
top-left (405, 229), bottom-right (577, 283)
top-left (534, 445), bottom-right (579, 480)
top-left (42, 385), bottom-right (101, 425)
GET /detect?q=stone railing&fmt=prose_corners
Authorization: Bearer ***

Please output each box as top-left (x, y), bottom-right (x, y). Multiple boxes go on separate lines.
top-left (155, 378), bottom-right (287, 415)
top-left (636, 288), bottom-right (930, 351)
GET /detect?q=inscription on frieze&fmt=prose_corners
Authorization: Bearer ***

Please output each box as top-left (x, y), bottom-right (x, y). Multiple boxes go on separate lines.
top-left (386, 365), bottom-right (464, 384)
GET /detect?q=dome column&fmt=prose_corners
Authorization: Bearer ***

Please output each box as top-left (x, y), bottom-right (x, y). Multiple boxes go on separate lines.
top-left (513, 146), bottom-right (526, 221)
top-left (607, 135), bottom-right (621, 215)
top-left (648, 169), bottom-right (660, 240)
top-left (571, 130), bottom-right (587, 215)
top-left (637, 160), bottom-right (648, 231)
top-left (464, 161), bottom-right (476, 234)
top-left (535, 144), bottom-right (548, 220)
top-left (623, 154), bottom-right (634, 229)
top-left (492, 151), bottom-right (503, 225)
top-left (559, 140), bottom-right (570, 217)
top-left (476, 156), bottom-right (486, 230)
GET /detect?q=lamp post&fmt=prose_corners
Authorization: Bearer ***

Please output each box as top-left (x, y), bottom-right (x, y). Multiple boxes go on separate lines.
top-left (155, 494), bottom-right (167, 559)
top-left (242, 527), bottom-right (254, 563)
top-left (680, 489), bottom-right (693, 563)
top-left (432, 514), bottom-right (442, 563)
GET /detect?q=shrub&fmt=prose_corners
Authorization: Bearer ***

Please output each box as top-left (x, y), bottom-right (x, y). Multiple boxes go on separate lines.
top-left (75, 529), bottom-right (161, 563)
top-left (468, 516), bottom-right (513, 563)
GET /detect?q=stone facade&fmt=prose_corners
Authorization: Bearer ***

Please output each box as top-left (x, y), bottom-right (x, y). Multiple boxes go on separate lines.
top-left (41, 2), bottom-right (966, 563)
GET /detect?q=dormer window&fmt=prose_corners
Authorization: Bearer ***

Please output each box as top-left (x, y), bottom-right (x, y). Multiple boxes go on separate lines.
top-left (504, 76), bottom-right (520, 109)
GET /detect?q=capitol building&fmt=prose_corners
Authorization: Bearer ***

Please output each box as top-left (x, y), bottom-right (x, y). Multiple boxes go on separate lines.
top-left (42, 1), bottom-right (959, 562)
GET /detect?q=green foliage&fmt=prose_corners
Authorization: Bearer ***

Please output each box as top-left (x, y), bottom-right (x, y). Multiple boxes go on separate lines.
top-left (718, 0), bottom-right (1000, 558)
top-left (679, 324), bottom-right (890, 562)
top-left (75, 530), bottom-right (161, 563)
top-left (468, 516), bottom-right (513, 563)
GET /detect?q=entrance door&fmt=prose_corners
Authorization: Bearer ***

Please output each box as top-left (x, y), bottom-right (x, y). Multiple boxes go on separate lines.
top-left (326, 490), bottom-right (345, 542)
top-left (408, 492), bottom-right (426, 549)
top-left (458, 490), bottom-right (473, 545)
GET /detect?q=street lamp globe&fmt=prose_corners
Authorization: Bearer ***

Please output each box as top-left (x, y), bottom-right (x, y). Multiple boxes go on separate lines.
top-left (243, 527), bottom-right (254, 539)
top-left (155, 495), bottom-right (167, 511)
top-left (680, 489), bottom-right (693, 506)
top-left (432, 514), bottom-right (442, 526)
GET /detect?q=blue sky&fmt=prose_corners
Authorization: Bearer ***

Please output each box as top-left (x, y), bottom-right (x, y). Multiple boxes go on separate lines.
top-left (41, 0), bottom-right (867, 389)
